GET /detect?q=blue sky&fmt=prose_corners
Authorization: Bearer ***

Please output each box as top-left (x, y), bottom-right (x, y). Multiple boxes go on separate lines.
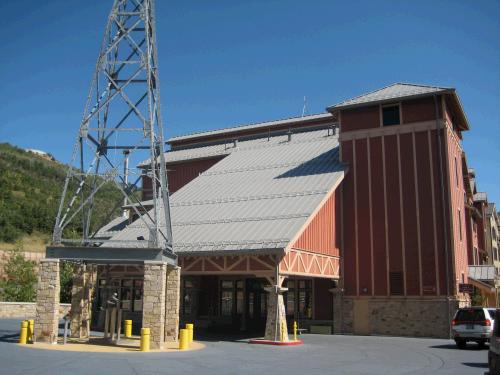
top-left (0, 0), bottom-right (498, 203)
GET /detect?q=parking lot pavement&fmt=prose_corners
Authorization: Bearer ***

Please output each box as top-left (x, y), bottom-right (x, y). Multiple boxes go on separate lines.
top-left (0, 318), bottom-right (490, 375)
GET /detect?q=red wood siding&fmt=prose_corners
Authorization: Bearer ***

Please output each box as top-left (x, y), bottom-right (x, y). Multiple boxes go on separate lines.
top-left (445, 125), bottom-right (468, 293)
top-left (292, 192), bottom-right (339, 257)
top-left (142, 156), bottom-right (224, 200)
top-left (341, 105), bottom-right (379, 132)
top-left (340, 124), bottom-right (460, 297)
top-left (402, 97), bottom-right (441, 124)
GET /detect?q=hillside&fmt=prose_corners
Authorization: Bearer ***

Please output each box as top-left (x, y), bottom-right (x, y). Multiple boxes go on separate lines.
top-left (0, 143), bottom-right (124, 247)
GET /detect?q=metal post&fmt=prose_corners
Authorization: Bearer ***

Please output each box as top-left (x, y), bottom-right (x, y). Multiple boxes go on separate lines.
top-left (63, 317), bottom-right (70, 345)
top-left (116, 309), bottom-right (122, 344)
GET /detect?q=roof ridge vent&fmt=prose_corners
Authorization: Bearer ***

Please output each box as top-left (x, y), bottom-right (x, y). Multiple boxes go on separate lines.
top-left (327, 124), bottom-right (337, 137)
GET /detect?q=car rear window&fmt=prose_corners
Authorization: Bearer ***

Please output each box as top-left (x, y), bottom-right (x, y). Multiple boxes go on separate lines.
top-left (455, 309), bottom-right (485, 322)
top-left (488, 309), bottom-right (496, 319)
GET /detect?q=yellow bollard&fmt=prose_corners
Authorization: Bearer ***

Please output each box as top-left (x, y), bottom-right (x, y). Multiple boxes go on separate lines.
top-left (280, 321), bottom-right (286, 342)
top-left (19, 320), bottom-right (28, 344)
top-left (179, 329), bottom-right (189, 350)
top-left (186, 323), bottom-right (194, 343)
top-left (28, 319), bottom-right (34, 343)
top-left (293, 321), bottom-right (298, 342)
top-left (124, 320), bottom-right (132, 338)
top-left (140, 328), bottom-right (150, 352)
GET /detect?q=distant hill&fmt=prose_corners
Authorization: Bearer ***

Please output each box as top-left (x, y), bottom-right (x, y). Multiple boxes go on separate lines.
top-left (0, 143), bottom-right (124, 245)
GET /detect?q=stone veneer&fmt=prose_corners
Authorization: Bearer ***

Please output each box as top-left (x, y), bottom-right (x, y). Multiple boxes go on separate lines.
top-left (0, 302), bottom-right (70, 319)
top-left (338, 296), bottom-right (467, 338)
top-left (70, 264), bottom-right (95, 338)
top-left (264, 285), bottom-right (289, 342)
top-left (142, 261), bottom-right (167, 349)
top-left (34, 259), bottom-right (60, 344)
top-left (165, 265), bottom-right (180, 342)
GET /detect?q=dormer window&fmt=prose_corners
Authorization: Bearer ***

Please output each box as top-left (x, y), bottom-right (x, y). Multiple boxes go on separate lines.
top-left (382, 104), bottom-right (400, 126)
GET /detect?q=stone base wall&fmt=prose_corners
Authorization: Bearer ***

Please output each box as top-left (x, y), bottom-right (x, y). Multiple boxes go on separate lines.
top-left (34, 259), bottom-right (60, 344)
top-left (339, 296), bottom-right (466, 339)
top-left (0, 302), bottom-right (70, 319)
top-left (142, 261), bottom-right (166, 349)
top-left (165, 266), bottom-right (180, 342)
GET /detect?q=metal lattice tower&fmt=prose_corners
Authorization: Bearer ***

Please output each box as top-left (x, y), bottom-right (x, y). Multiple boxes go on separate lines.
top-left (53, 0), bottom-right (173, 252)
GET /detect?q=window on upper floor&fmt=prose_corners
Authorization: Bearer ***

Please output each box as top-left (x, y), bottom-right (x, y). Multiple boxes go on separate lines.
top-left (455, 157), bottom-right (459, 187)
top-left (382, 105), bottom-right (400, 126)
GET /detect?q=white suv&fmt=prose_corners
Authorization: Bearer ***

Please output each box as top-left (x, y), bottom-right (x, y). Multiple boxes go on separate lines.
top-left (451, 307), bottom-right (496, 349)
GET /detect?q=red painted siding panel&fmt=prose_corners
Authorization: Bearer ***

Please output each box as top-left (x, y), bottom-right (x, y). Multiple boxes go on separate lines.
top-left (341, 106), bottom-right (380, 132)
top-left (293, 192), bottom-right (339, 257)
top-left (355, 138), bottom-right (372, 296)
top-left (341, 140), bottom-right (357, 296)
top-left (385, 135), bottom-right (404, 279)
top-left (370, 137), bottom-right (388, 296)
top-left (402, 97), bottom-right (439, 124)
top-left (415, 131), bottom-right (438, 295)
top-left (400, 133), bottom-right (420, 295)
top-left (430, 129), bottom-right (448, 295)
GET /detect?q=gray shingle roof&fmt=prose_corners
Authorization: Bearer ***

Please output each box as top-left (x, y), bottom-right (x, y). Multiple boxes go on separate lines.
top-left (327, 83), bottom-right (451, 110)
top-left (107, 129), bottom-right (345, 254)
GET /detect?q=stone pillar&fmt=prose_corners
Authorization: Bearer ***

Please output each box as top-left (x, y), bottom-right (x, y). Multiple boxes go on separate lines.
top-left (70, 264), bottom-right (95, 338)
top-left (142, 261), bottom-right (167, 349)
top-left (264, 285), bottom-right (289, 342)
top-left (164, 265), bottom-right (181, 342)
top-left (330, 287), bottom-right (343, 334)
top-left (34, 259), bottom-right (60, 344)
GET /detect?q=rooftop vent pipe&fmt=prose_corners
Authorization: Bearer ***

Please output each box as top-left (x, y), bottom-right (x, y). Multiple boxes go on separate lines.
top-left (287, 130), bottom-right (292, 142)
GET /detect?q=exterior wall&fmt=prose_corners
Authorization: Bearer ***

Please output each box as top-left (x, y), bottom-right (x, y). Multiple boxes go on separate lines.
top-left (0, 302), bottom-right (70, 319)
top-left (142, 156), bottom-right (224, 200)
top-left (292, 192), bottom-right (339, 257)
top-left (444, 123), bottom-right (469, 292)
top-left (340, 297), bottom-right (463, 338)
top-left (169, 115), bottom-right (335, 150)
top-left (340, 129), bottom-right (449, 297)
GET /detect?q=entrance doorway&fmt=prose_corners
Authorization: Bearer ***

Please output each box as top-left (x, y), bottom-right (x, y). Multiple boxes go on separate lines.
top-left (245, 278), bottom-right (267, 333)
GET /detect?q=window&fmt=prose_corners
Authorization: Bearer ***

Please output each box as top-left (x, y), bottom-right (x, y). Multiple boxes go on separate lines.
top-left (454, 157), bottom-right (459, 187)
top-left (382, 105), bottom-right (400, 126)
top-left (458, 209), bottom-right (463, 241)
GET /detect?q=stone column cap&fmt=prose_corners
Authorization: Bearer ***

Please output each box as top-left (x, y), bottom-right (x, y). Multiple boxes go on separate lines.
top-left (40, 258), bottom-right (60, 263)
top-left (144, 260), bottom-right (168, 266)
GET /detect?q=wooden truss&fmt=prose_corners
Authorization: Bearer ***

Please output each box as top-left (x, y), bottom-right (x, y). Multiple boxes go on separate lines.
top-left (179, 254), bottom-right (278, 276)
top-left (279, 248), bottom-right (339, 278)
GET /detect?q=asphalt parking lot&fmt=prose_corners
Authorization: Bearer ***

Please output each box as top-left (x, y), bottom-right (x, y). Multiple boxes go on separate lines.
top-left (0, 319), bottom-right (490, 375)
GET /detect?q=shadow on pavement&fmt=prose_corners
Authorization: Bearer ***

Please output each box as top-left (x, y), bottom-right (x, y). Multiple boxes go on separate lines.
top-left (430, 343), bottom-right (487, 351)
top-left (461, 362), bottom-right (488, 368)
top-left (0, 331), bottom-right (19, 343)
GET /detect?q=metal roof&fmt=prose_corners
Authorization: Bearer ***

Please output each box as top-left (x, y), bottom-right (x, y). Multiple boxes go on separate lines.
top-left (107, 129), bottom-right (345, 254)
top-left (167, 113), bottom-right (333, 143)
top-left (474, 192), bottom-right (488, 202)
top-left (327, 83), bottom-right (451, 110)
top-left (468, 265), bottom-right (497, 281)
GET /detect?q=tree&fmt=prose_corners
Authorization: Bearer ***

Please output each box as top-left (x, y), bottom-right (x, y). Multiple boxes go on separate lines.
top-left (0, 247), bottom-right (37, 302)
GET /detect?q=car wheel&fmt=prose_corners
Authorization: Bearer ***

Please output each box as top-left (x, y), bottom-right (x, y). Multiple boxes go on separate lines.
top-left (455, 339), bottom-right (466, 349)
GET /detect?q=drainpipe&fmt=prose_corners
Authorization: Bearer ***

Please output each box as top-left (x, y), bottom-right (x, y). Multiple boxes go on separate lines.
top-left (434, 94), bottom-right (452, 339)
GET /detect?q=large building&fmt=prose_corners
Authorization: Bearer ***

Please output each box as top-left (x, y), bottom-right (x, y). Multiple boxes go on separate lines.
top-left (95, 83), bottom-right (481, 338)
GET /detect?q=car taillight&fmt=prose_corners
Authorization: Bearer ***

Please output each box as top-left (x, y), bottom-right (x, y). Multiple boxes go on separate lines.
top-left (452, 319), bottom-right (457, 326)
top-left (485, 319), bottom-right (491, 326)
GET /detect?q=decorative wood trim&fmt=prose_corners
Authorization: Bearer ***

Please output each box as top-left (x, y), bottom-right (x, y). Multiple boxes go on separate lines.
top-left (279, 248), bottom-right (340, 279)
top-left (179, 254), bottom-right (278, 276)
top-left (340, 120), bottom-right (444, 141)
